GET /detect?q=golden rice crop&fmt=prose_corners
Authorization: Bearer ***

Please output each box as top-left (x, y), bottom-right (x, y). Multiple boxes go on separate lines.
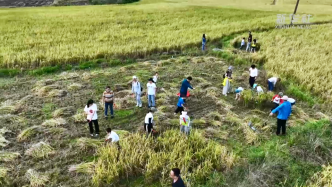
top-left (25, 142), bottom-right (55, 159)
top-left (17, 126), bottom-right (42, 142)
top-left (69, 162), bottom-right (95, 174)
top-left (0, 1), bottom-right (281, 68)
top-left (25, 169), bottom-right (49, 187)
top-left (91, 130), bottom-right (236, 186)
top-left (304, 165), bottom-right (332, 187)
top-left (0, 151), bottom-right (20, 162)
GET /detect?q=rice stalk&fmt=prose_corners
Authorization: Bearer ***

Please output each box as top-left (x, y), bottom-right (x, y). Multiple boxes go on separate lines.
top-left (69, 162), bottom-right (95, 174)
top-left (0, 151), bottom-right (20, 162)
top-left (25, 142), bottom-right (55, 159)
top-left (17, 126), bottom-right (41, 142)
top-left (41, 118), bottom-right (67, 127)
top-left (25, 169), bottom-right (49, 187)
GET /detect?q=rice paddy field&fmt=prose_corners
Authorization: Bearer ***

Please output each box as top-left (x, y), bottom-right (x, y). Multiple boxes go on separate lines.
top-left (1, 0), bottom-right (332, 186)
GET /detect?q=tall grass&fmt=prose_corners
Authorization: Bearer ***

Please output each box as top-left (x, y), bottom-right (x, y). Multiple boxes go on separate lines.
top-left (91, 130), bottom-right (236, 186)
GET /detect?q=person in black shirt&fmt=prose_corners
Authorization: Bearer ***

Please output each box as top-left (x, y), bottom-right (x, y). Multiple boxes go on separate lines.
top-left (170, 168), bottom-right (185, 187)
top-left (246, 31), bottom-right (252, 52)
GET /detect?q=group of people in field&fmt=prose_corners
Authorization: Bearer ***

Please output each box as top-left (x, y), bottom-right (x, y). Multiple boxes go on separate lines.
top-left (222, 64), bottom-right (296, 136)
top-left (83, 72), bottom-right (191, 186)
top-left (201, 31), bottom-right (257, 53)
top-left (81, 32), bottom-right (298, 186)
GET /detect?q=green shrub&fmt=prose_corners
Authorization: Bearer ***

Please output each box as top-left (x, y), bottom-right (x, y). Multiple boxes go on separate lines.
top-left (29, 65), bottom-right (60, 76)
top-left (0, 69), bottom-right (20, 77)
top-left (287, 84), bottom-right (315, 106)
top-left (78, 61), bottom-right (98, 70)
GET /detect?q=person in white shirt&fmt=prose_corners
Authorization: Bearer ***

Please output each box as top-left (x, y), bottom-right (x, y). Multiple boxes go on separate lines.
top-left (105, 128), bottom-right (120, 143)
top-left (84, 99), bottom-right (99, 137)
top-left (180, 111), bottom-right (191, 136)
top-left (131, 76), bottom-right (142, 108)
top-left (249, 64), bottom-right (258, 88)
top-left (267, 77), bottom-right (281, 91)
top-left (253, 84), bottom-right (264, 95)
top-left (153, 72), bottom-right (158, 84)
top-left (144, 110), bottom-right (154, 137)
top-left (147, 78), bottom-right (157, 108)
top-left (240, 37), bottom-right (245, 50)
top-left (288, 98), bottom-right (296, 106)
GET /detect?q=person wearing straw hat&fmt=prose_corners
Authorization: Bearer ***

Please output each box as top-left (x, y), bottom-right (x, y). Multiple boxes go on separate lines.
top-left (269, 95), bottom-right (292, 135)
top-left (131, 76), bottom-right (142, 108)
top-left (180, 111), bottom-right (191, 136)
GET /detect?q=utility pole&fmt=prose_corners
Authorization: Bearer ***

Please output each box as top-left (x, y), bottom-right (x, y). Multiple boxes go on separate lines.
top-left (290, 0), bottom-right (300, 25)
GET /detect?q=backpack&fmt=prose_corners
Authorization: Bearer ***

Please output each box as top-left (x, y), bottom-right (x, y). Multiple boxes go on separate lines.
top-left (138, 82), bottom-right (143, 92)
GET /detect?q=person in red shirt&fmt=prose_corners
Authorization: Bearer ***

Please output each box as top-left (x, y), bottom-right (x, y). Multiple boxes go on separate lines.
top-left (271, 92), bottom-right (283, 111)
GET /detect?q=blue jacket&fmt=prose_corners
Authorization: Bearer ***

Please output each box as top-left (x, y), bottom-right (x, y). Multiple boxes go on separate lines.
top-left (177, 97), bottom-right (185, 107)
top-left (180, 79), bottom-right (193, 95)
top-left (272, 101), bottom-right (292, 120)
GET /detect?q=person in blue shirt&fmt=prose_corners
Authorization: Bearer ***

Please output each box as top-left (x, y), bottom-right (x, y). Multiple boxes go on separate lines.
top-left (174, 97), bottom-right (186, 115)
top-left (269, 96), bottom-right (292, 135)
top-left (180, 77), bottom-right (194, 102)
top-left (202, 34), bottom-right (206, 51)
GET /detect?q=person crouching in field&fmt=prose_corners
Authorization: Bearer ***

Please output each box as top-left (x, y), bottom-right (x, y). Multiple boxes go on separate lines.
top-left (180, 76), bottom-right (194, 103)
top-left (270, 96), bottom-right (292, 136)
top-left (288, 97), bottom-right (296, 106)
top-left (153, 72), bottom-right (158, 84)
top-left (102, 86), bottom-right (114, 119)
top-left (144, 109), bottom-right (154, 137)
top-left (222, 75), bottom-right (231, 96)
top-left (180, 111), bottom-right (191, 136)
top-left (131, 76), bottom-right (142, 108)
top-left (267, 77), bottom-right (281, 91)
top-left (174, 96), bottom-right (186, 115)
top-left (105, 128), bottom-right (120, 148)
top-left (235, 87), bottom-right (244, 101)
top-left (202, 34), bottom-right (207, 51)
top-left (271, 92), bottom-right (283, 111)
top-left (251, 39), bottom-right (257, 53)
top-left (105, 127), bottom-right (120, 160)
top-left (84, 99), bottom-right (99, 138)
top-left (240, 37), bottom-right (245, 50)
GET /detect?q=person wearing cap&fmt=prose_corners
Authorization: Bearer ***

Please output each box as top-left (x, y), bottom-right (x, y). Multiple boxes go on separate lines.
top-left (222, 75), bottom-right (231, 96)
top-left (180, 111), bottom-right (191, 136)
top-left (267, 77), bottom-right (281, 91)
top-left (131, 76), bottom-right (142, 108)
top-left (271, 92), bottom-right (283, 111)
top-left (269, 96), bottom-right (292, 135)
top-left (180, 76), bottom-right (194, 103)
top-left (147, 78), bottom-right (157, 108)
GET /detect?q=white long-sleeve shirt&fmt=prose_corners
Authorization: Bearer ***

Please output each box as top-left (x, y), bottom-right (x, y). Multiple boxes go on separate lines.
top-left (132, 81), bottom-right (141, 94)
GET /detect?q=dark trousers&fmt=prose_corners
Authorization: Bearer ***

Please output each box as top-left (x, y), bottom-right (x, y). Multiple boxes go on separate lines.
top-left (88, 120), bottom-right (99, 134)
top-left (271, 103), bottom-right (279, 111)
top-left (175, 106), bottom-right (184, 114)
top-left (249, 76), bottom-right (255, 88)
top-left (105, 102), bottom-right (114, 116)
top-left (144, 123), bottom-right (153, 136)
top-left (276, 119), bottom-right (287, 135)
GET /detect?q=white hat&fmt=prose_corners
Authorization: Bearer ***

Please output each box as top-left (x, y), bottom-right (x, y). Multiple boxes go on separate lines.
top-left (133, 76), bottom-right (137, 79)
top-left (281, 96), bottom-right (289, 101)
top-left (181, 111), bottom-right (187, 115)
